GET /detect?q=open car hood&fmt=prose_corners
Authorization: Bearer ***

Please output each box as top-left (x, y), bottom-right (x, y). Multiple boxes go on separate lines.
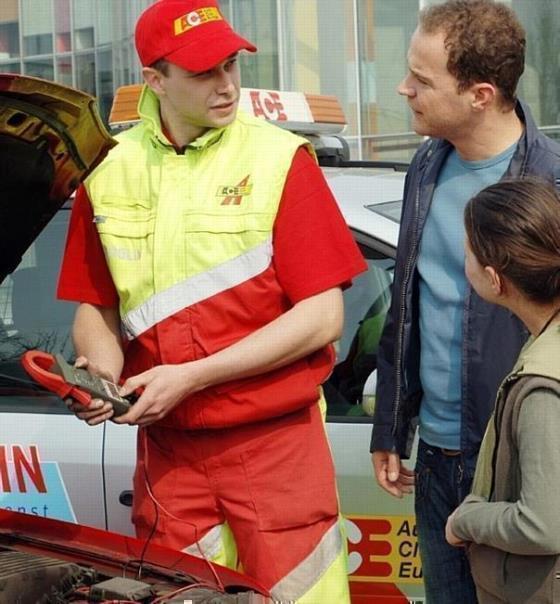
top-left (0, 510), bottom-right (270, 602)
top-left (0, 74), bottom-right (115, 282)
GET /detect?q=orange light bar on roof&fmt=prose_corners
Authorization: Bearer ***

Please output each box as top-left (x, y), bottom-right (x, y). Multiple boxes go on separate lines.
top-left (109, 85), bottom-right (346, 135)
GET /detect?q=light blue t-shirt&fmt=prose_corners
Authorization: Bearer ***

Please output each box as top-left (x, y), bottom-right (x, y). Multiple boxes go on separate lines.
top-left (418, 143), bottom-right (516, 450)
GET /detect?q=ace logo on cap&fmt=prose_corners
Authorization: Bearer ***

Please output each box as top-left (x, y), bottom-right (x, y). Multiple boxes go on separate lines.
top-left (135, 0), bottom-right (256, 74)
top-left (174, 7), bottom-right (222, 36)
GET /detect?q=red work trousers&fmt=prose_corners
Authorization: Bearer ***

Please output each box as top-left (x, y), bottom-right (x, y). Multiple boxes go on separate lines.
top-left (132, 402), bottom-right (342, 597)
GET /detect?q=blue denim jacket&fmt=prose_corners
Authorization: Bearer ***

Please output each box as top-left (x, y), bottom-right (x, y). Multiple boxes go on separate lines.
top-left (371, 100), bottom-right (560, 458)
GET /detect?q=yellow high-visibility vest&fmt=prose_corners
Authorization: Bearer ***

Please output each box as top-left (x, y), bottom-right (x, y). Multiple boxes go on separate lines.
top-left (87, 86), bottom-right (307, 318)
top-left (85, 86), bottom-right (332, 429)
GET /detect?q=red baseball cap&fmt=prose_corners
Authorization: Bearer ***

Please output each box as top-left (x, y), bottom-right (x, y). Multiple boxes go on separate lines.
top-left (135, 0), bottom-right (257, 73)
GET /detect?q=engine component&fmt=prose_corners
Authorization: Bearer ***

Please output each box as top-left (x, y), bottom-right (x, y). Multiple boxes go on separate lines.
top-left (90, 576), bottom-right (153, 601)
top-left (0, 547), bottom-right (84, 603)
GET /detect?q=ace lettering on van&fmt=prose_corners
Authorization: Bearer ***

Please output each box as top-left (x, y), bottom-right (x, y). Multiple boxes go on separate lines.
top-left (347, 516), bottom-right (423, 584)
top-left (0, 444), bottom-right (76, 522)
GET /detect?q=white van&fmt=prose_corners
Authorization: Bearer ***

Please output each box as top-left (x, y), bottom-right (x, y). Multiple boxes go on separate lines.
top-left (0, 77), bottom-right (422, 603)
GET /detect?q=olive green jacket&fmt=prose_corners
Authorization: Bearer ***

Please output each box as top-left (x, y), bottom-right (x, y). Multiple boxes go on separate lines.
top-left (452, 324), bottom-right (560, 603)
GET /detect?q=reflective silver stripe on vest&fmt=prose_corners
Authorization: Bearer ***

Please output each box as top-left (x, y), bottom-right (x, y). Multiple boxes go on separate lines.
top-left (270, 520), bottom-right (343, 601)
top-left (181, 523), bottom-right (224, 560)
top-left (122, 238), bottom-right (273, 339)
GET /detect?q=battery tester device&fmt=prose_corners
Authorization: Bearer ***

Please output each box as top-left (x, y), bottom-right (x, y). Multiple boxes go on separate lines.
top-left (21, 350), bottom-right (136, 416)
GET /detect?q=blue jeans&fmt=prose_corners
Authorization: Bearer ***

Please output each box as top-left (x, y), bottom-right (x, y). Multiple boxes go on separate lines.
top-left (415, 439), bottom-right (479, 604)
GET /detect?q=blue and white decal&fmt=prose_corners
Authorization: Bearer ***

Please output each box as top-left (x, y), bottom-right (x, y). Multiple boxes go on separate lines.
top-left (0, 444), bottom-right (76, 522)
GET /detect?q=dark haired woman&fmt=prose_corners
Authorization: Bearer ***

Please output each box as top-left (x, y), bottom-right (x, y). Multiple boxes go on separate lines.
top-left (445, 178), bottom-right (560, 604)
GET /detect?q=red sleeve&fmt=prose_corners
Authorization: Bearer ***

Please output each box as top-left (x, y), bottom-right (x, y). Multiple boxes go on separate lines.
top-left (273, 146), bottom-right (367, 303)
top-left (57, 185), bottom-right (119, 307)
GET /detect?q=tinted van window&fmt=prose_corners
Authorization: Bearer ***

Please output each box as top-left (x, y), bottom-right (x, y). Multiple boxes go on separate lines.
top-left (325, 241), bottom-right (393, 419)
top-left (0, 208), bottom-right (76, 413)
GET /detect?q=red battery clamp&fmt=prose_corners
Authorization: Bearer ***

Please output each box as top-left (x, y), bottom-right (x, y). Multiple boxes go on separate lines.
top-left (21, 350), bottom-right (135, 416)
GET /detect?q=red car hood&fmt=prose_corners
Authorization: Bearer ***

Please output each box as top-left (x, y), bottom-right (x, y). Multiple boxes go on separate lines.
top-left (0, 73), bottom-right (115, 282)
top-left (0, 509), bottom-right (270, 602)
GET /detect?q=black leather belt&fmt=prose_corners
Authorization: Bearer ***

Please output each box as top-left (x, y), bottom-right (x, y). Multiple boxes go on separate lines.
top-left (440, 448), bottom-right (461, 456)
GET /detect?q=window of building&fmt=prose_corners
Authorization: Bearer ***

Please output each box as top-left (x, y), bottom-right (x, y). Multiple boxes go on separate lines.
top-left (24, 34), bottom-right (52, 56)
top-left (515, 0), bottom-right (560, 129)
top-left (73, 0), bottom-right (94, 50)
top-left (97, 48), bottom-right (113, 123)
top-left (54, 0), bottom-right (71, 53)
top-left (22, 0), bottom-right (54, 56)
top-left (0, 22), bottom-right (19, 59)
top-left (0, 61), bottom-right (20, 73)
top-left (2, 0), bottom-right (560, 168)
top-left (357, 0), bottom-right (419, 161)
top-left (75, 52), bottom-right (95, 94)
top-left (280, 0), bottom-right (361, 151)
top-left (230, 0), bottom-right (279, 89)
top-left (0, 0), bottom-right (19, 58)
top-left (56, 55), bottom-right (73, 86)
top-left (24, 58), bottom-right (54, 80)
top-left (95, 0), bottom-right (113, 47)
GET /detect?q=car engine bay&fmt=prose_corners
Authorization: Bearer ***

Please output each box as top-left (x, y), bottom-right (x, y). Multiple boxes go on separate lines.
top-left (0, 545), bottom-right (267, 603)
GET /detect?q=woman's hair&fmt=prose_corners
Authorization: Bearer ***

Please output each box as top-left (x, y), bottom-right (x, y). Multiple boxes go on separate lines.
top-left (464, 178), bottom-right (560, 304)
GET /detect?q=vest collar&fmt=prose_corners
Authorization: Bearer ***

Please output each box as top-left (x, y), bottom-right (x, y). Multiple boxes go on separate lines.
top-left (138, 85), bottom-right (227, 151)
top-left (511, 323), bottom-right (560, 382)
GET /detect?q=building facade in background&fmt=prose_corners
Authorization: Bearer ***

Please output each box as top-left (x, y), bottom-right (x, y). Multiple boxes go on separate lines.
top-left (0, 0), bottom-right (558, 160)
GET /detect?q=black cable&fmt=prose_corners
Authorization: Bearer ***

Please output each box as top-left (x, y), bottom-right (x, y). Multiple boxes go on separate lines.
top-left (101, 421), bottom-right (109, 531)
top-left (137, 429), bottom-right (159, 581)
top-left (141, 434), bottom-right (226, 592)
top-left (0, 370), bottom-right (44, 387)
top-left (137, 428), bottom-right (225, 592)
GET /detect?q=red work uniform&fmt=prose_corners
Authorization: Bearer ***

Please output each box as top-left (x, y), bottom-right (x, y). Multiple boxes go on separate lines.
top-left (58, 146), bottom-right (366, 598)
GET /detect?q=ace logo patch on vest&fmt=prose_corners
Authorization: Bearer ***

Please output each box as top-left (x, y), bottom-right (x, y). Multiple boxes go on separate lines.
top-left (217, 175), bottom-right (253, 205)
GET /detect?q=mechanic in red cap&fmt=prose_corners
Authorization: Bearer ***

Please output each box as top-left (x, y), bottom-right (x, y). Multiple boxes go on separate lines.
top-left (58, 1), bottom-right (366, 601)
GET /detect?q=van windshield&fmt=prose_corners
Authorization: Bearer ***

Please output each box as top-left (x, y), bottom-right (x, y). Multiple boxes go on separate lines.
top-left (0, 209), bottom-right (75, 413)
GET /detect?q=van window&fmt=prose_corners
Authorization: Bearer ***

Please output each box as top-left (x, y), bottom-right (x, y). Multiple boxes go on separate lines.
top-left (325, 241), bottom-right (393, 420)
top-left (0, 209), bottom-right (76, 413)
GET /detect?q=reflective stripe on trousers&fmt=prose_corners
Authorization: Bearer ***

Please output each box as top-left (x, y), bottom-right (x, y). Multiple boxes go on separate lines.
top-left (132, 401), bottom-right (350, 603)
top-left (270, 518), bottom-right (349, 603)
top-left (182, 517), bottom-right (349, 603)
top-left (182, 523), bottom-right (238, 570)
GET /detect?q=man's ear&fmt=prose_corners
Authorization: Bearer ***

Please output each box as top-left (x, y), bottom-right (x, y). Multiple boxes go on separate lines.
top-left (142, 67), bottom-right (166, 97)
top-left (471, 82), bottom-right (497, 111)
top-left (485, 265), bottom-right (504, 295)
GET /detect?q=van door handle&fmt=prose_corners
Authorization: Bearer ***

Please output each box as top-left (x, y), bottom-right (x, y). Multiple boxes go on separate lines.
top-left (119, 490), bottom-right (133, 507)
